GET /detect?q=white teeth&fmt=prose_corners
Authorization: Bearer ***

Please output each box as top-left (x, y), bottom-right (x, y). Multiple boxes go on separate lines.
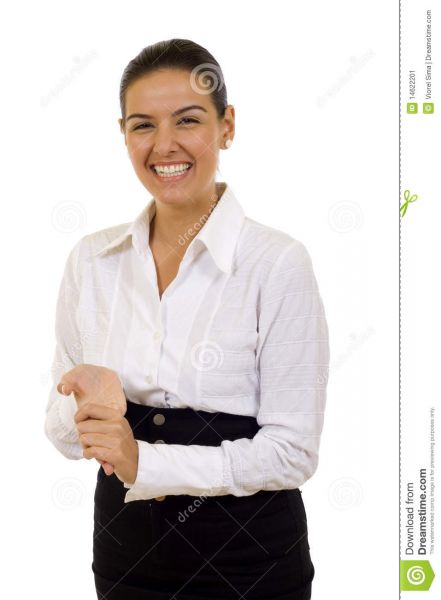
top-left (153, 163), bottom-right (192, 176)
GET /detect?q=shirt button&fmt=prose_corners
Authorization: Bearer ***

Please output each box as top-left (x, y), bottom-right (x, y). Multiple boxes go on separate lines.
top-left (146, 374), bottom-right (153, 384)
top-left (153, 330), bottom-right (161, 341)
top-left (153, 413), bottom-right (165, 426)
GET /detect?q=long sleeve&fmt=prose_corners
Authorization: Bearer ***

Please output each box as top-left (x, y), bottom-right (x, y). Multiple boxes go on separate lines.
top-left (44, 238), bottom-right (85, 460)
top-left (123, 239), bottom-right (330, 502)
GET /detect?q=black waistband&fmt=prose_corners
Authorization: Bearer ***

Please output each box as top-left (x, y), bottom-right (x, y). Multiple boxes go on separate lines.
top-left (124, 398), bottom-right (261, 446)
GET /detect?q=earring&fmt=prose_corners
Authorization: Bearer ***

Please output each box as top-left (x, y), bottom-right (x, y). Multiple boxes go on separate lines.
top-left (224, 138), bottom-right (232, 149)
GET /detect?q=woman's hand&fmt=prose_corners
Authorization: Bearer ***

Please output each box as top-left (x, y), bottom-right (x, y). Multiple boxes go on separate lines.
top-left (74, 403), bottom-right (139, 486)
top-left (57, 364), bottom-right (126, 414)
top-left (57, 364), bottom-right (127, 475)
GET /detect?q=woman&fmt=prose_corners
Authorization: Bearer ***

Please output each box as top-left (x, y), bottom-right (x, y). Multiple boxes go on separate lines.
top-left (45, 38), bottom-right (330, 600)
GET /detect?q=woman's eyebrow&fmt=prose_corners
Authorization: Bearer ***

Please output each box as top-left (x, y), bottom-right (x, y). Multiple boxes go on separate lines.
top-left (126, 105), bottom-right (208, 122)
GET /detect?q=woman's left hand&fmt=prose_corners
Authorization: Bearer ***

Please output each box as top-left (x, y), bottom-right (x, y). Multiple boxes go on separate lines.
top-left (74, 403), bottom-right (139, 485)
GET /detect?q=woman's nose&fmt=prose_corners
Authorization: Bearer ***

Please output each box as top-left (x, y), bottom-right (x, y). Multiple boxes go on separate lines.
top-left (151, 125), bottom-right (178, 154)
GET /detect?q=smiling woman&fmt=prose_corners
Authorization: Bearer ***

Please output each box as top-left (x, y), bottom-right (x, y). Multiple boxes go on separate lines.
top-left (44, 37), bottom-right (329, 600)
top-left (118, 47), bottom-right (234, 226)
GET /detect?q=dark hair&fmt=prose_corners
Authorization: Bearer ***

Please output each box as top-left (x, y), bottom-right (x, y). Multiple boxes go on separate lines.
top-left (119, 38), bottom-right (228, 126)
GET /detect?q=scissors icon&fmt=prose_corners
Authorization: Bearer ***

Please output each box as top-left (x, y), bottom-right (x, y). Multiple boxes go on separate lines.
top-left (400, 189), bottom-right (418, 217)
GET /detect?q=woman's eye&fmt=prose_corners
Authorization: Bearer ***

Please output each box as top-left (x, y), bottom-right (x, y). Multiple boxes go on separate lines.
top-left (133, 117), bottom-right (199, 131)
top-left (178, 117), bottom-right (199, 125)
top-left (133, 123), bottom-right (152, 130)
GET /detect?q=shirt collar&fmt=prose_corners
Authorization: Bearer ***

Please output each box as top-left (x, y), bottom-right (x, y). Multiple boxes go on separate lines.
top-left (93, 182), bottom-right (246, 274)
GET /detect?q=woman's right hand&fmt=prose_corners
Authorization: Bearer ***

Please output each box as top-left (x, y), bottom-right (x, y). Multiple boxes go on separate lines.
top-left (57, 364), bottom-right (127, 475)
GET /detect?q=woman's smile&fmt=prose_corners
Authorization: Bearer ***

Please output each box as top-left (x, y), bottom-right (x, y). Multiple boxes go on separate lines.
top-left (149, 161), bottom-right (194, 183)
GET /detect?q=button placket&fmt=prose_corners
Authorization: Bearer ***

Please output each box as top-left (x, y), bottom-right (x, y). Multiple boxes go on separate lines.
top-left (152, 414), bottom-right (166, 501)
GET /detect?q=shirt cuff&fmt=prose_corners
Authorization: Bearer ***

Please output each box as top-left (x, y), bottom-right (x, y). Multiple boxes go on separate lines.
top-left (123, 439), bottom-right (226, 503)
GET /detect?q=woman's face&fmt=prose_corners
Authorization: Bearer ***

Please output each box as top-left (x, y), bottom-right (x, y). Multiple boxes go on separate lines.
top-left (119, 68), bottom-right (234, 207)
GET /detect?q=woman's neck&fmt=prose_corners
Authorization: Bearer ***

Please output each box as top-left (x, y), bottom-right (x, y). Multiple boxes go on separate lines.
top-left (149, 182), bottom-right (225, 252)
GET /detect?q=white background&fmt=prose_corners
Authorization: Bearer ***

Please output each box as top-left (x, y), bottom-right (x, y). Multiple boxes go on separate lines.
top-left (1, 0), bottom-right (399, 597)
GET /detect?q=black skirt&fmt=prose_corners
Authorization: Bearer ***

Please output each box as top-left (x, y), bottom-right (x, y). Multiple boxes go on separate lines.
top-left (92, 399), bottom-right (315, 599)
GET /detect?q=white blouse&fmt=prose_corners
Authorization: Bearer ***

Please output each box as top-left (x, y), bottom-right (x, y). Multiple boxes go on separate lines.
top-left (44, 181), bottom-right (330, 503)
